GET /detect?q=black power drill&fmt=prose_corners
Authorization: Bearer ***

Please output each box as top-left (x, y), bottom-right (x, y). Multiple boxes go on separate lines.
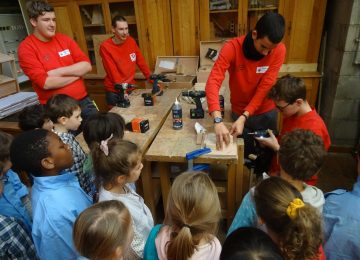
top-left (182, 90), bottom-right (206, 119)
top-left (150, 74), bottom-right (170, 96)
top-left (114, 83), bottom-right (134, 108)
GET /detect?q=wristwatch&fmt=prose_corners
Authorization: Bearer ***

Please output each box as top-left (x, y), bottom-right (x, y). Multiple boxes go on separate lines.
top-left (213, 117), bottom-right (223, 124)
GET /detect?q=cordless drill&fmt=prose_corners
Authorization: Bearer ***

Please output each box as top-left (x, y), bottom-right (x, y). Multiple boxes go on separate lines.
top-left (114, 83), bottom-right (134, 108)
top-left (150, 74), bottom-right (170, 96)
top-left (182, 90), bottom-right (206, 119)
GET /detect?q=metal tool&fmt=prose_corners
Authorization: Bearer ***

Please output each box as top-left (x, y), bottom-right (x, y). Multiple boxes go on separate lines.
top-left (114, 83), bottom-right (134, 108)
top-left (149, 74), bottom-right (170, 96)
top-left (182, 90), bottom-right (206, 119)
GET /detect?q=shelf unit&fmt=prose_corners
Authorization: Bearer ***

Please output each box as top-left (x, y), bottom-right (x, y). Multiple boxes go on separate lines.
top-left (0, 53), bottom-right (20, 98)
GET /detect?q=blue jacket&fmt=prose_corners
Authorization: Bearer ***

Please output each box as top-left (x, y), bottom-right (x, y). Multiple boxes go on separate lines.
top-left (0, 169), bottom-right (32, 231)
top-left (323, 176), bottom-right (360, 260)
top-left (31, 171), bottom-right (92, 260)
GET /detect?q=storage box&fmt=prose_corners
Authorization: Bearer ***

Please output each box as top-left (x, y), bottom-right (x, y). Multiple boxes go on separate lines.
top-left (197, 40), bottom-right (229, 87)
top-left (153, 56), bottom-right (199, 89)
top-left (0, 53), bottom-right (19, 98)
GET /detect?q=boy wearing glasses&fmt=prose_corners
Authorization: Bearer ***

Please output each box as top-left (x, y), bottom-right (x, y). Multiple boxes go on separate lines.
top-left (256, 75), bottom-right (330, 185)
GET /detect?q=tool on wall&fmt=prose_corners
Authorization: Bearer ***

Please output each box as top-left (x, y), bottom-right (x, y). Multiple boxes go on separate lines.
top-left (114, 83), bottom-right (135, 108)
top-left (182, 90), bottom-right (206, 119)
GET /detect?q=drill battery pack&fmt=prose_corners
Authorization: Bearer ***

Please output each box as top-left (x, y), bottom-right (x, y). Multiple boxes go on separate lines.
top-left (126, 118), bottom-right (150, 133)
top-left (142, 93), bottom-right (156, 106)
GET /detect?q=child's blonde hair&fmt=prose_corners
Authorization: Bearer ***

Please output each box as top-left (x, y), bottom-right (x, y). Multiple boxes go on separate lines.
top-left (73, 200), bottom-right (132, 260)
top-left (254, 177), bottom-right (323, 260)
top-left (91, 138), bottom-right (141, 189)
top-left (164, 171), bottom-right (221, 260)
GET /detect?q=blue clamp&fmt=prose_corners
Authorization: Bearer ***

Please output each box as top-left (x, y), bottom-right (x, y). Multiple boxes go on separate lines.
top-left (186, 147), bottom-right (211, 171)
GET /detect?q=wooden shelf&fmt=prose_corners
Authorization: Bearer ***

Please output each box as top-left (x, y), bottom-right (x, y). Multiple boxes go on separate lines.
top-left (210, 9), bottom-right (238, 14)
top-left (248, 6), bottom-right (278, 11)
top-left (0, 75), bottom-right (15, 84)
top-left (83, 24), bottom-right (105, 27)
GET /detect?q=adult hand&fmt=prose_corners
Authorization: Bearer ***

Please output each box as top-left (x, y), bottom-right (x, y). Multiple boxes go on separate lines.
top-left (255, 130), bottom-right (280, 151)
top-left (214, 122), bottom-right (231, 150)
top-left (229, 116), bottom-right (246, 137)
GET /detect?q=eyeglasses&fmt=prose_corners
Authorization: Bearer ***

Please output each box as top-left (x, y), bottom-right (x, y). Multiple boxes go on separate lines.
top-left (275, 103), bottom-right (291, 111)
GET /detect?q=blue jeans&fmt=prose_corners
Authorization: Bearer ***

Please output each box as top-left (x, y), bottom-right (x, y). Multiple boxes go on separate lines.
top-left (232, 109), bottom-right (277, 174)
top-left (78, 96), bottom-right (98, 121)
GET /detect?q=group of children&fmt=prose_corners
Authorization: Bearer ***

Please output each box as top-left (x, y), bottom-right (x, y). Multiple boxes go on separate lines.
top-left (0, 75), bottom-right (358, 260)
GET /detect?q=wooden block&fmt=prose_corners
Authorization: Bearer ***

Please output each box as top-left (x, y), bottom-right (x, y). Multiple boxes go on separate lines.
top-left (204, 133), bottom-right (237, 158)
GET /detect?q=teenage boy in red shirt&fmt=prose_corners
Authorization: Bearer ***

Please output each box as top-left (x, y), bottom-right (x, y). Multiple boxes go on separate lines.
top-left (256, 75), bottom-right (331, 185)
top-left (206, 12), bottom-right (286, 153)
top-left (100, 15), bottom-right (152, 108)
top-left (18, 1), bottom-right (97, 120)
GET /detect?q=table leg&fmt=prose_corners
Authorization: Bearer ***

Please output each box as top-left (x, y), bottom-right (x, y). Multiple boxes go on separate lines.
top-left (236, 138), bottom-right (245, 208)
top-left (226, 163), bottom-right (236, 227)
top-left (142, 161), bottom-right (156, 220)
top-left (159, 162), bottom-right (171, 210)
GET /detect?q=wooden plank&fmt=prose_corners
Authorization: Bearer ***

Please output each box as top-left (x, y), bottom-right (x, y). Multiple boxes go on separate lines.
top-left (279, 63), bottom-right (318, 73)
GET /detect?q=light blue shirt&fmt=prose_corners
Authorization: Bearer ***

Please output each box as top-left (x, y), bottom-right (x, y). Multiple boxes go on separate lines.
top-left (0, 169), bottom-right (32, 232)
top-left (323, 176), bottom-right (360, 260)
top-left (31, 171), bottom-right (92, 260)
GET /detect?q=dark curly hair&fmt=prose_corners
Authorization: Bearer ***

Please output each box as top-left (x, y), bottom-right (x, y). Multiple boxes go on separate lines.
top-left (26, 0), bottom-right (54, 20)
top-left (18, 104), bottom-right (48, 131)
top-left (10, 129), bottom-right (50, 176)
top-left (279, 129), bottom-right (326, 181)
top-left (0, 131), bottom-right (13, 173)
top-left (254, 177), bottom-right (323, 260)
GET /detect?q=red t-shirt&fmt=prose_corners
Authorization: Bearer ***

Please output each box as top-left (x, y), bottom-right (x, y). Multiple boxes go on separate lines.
top-left (206, 36), bottom-right (286, 116)
top-left (272, 108), bottom-right (331, 185)
top-left (99, 36), bottom-right (151, 93)
top-left (18, 33), bottom-right (89, 104)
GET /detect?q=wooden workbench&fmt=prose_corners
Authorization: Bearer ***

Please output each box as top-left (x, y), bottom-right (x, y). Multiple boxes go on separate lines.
top-left (144, 93), bottom-right (244, 225)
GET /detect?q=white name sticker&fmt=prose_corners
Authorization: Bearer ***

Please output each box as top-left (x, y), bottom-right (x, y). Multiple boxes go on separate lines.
top-left (58, 49), bottom-right (71, 57)
top-left (256, 66), bottom-right (269, 74)
top-left (130, 53), bottom-right (136, 62)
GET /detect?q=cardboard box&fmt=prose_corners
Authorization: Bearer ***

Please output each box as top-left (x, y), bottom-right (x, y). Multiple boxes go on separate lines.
top-left (153, 56), bottom-right (199, 89)
top-left (197, 40), bottom-right (229, 87)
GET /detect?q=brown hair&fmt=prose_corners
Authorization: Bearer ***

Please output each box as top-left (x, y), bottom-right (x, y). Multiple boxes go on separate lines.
top-left (112, 15), bottom-right (127, 28)
top-left (26, 1), bottom-right (54, 20)
top-left (0, 131), bottom-right (13, 173)
top-left (46, 94), bottom-right (80, 123)
top-left (254, 177), bottom-right (323, 260)
top-left (73, 200), bottom-right (132, 260)
top-left (279, 129), bottom-right (326, 181)
top-left (268, 75), bottom-right (307, 103)
top-left (164, 171), bottom-right (221, 260)
top-left (91, 138), bottom-right (141, 190)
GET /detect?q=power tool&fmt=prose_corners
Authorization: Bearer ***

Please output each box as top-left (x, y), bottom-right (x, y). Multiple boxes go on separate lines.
top-left (182, 90), bottom-right (206, 119)
top-left (126, 118), bottom-right (150, 133)
top-left (149, 74), bottom-right (171, 96)
top-left (114, 83), bottom-right (134, 108)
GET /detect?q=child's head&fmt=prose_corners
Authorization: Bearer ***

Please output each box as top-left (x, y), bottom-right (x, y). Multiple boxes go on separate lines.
top-left (164, 171), bottom-right (221, 260)
top-left (83, 112), bottom-right (125, 149)
top-left (10, 129), bottom-right (73, 176)
top-left (0, 131), bottom-right (13, 193)
top-left (73, 200), bottom-right (133, 260)
top-left (279, 129), bottom-right (326, 181)
top-left (46, 94), bottom-right (82, 131)
top-left (92, 138), bottom-right (142, 189)
top-left (268, 75), bottom-right (307, 117)
top-left (18, 104), bottom-right (53, 131)
top-left (220, 227), bottom-right (283, 260)
top-left (254, 177), bottom-right (322, 260)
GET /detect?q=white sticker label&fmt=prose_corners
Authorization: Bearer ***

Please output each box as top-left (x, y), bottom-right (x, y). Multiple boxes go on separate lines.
top-left (130, 53), bottom-right (136, 62)
top-left (58, 49), bottom-right (70, 57)
top-left (256, 66), bottom-right (269, 73)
